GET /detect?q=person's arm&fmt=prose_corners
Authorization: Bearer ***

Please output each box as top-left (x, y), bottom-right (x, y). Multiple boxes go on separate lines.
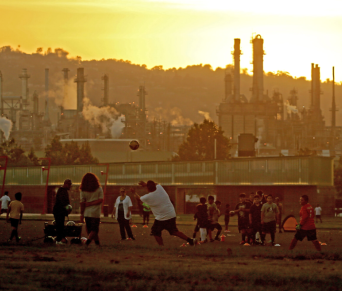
top-left (127, 206), bottom-right (133, 218)
top-left (19, 210), bottom-right (23, 224)
top-left (261, 205), bottom-right (265, 224)
top-left (111, 206), bottom-right (116, 219)
top-left (249, 206), bottom-right (253, 224)
top-left (131, 187), bottom-right (143, 205)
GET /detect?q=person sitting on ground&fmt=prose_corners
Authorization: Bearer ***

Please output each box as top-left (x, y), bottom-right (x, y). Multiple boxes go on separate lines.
top-left (232, 193), bottom-right (252, 245)
top-left (133, 180), bottom-right (196, 246)
top-left (261, 195), bottom-right (279, 246)
top-left (289, 195), bottom-right (321, 251)
top-left (224, 204), bottom-right (230, 233)
top-left (0, 191), bottom-right (10, 215)
top-left (249, 194), bottom-right (262, 245)
top-left (6, 192), bottom-right (24, 243)
top-left (80, 173), bottom-right (104, 246)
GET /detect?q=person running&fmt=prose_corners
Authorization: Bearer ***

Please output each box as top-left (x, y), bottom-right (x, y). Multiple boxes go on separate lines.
top-left (6, 192), bottom-right (24, 243)
top-left (224, 204), bottom-right (230, 233)
top-left (195, 197), bottom-right (209, 242)
top-left (53, 179), bottom-right (72, 245)
top-left (233, 193), bottom-right (252, 245)
top-left (142, 202), bottom-right (151, 226)
top-left (0, 191), bottom-right (10, 215)
top-left (289, 195), bottom-right (321, 251)
top-left (261, 195), bottom-right (279, 246)
top-left (112, 187), bottom-right (135, 241)
top-left (249, 194), bottom-right (262, 245)
top-left (275, 197), bottom-right (283, 233)
top-left (209, 200), bottom-right (222, 242)
top-left (315, 204), bottom-right (322, 223)
top-left (80, 173), bottom-right (104, 246)
top-left (132, 180), bottom-right (196, 246)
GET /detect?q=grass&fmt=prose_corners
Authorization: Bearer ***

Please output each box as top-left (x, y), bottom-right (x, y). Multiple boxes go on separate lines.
top-left (0, 219), bottom-right (342, 290)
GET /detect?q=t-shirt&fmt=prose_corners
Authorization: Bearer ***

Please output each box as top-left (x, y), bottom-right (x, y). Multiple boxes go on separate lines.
top-left (235, 201), bottom-right (252, 225)
top-left (0, 195), bottom-right (11, 209)
top-left (211, 208), bottom-right (220, 224)
top-left (80, 187), bottom-right (104, 218)
top-left (261, 203), bottom-right (279, 223)
top-left (53, 187), bottom-right (70, 216)
top-left (9, 200), bottom-right (24, 220)
top-left (196, 204), bottom-right (208, 224)
top-left (300, 203), bottom-right (316, 230)
top-left (118, 200), bottom-right (124, 212)
top-left (250, 203), bottom-right (262, 225)
top-left (207, 203), bottom-right (218, 221)
top-left (140, 185), bottom-right (176, 221)
top-left (315, 207), bottom-right (322, 215)
top-left (142, 202), bottom-right (151, 212)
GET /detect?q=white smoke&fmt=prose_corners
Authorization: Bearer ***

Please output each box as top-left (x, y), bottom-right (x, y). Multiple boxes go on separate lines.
top-left (0, 117), bottom-right (13, 140)
top-left (148, 107), bottom-right (193, 126)
top-left (82, 98), bottom-right (121, 136)
top-left (47, 76), bottom-right (77, 110)
top-left (284, 100), bottom-right (298, 115)
top-left (111, 115), bottom-right (125, 138)
top-left (198, 111), bottom-right (212, 121)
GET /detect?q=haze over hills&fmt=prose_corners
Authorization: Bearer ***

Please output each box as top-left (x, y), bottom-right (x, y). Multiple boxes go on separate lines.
top-left (1, 46), bottom-right (341, 128)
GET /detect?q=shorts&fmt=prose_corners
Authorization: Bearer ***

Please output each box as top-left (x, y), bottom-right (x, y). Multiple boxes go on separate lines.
top-left (262, 220), bottom-right (276, 233)
top-left (10, 218), bottom-right (19, 228)
top-left (151, 217), bottom-right (178, 237)
top-left (209, 223), bottom-right (222, 231)
top-left (1, 209), bottom-right (8, 214)
top-left (295, 229), bottom-right (317, 241)
top-left (85, 217), bottom-right (100, 233)
top-left (198, 219), bottom-right (210, 229)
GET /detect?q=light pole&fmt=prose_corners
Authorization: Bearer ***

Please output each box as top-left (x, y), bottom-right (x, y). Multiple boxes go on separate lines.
top-left (39, 158), bottom-right (51, 215)
top-left (99, 163), bottom-right (109, 214)
top-left (0, 156), bottom-right (8, 196)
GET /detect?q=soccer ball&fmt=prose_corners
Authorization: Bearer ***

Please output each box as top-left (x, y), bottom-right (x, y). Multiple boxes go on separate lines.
top-left (65, 204), bottom-right (72, 214)
top-left (66, 221), bottom-right (75, 227)
top-left (81, 237), bottom-right (88, 244)
top-left (129, 140), bottom-right (140, 150)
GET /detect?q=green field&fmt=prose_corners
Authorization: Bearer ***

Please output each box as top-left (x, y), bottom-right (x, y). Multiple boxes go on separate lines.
top-left (0, 216), bottom-right (342, 291)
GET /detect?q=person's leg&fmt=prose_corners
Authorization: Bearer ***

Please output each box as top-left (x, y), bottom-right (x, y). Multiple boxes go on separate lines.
top-left (147, 212), bottom-right (150, 225)
top-left (154, 236), bottom-right (164, 245)
top-left (270, 231), bottom-right (275, 245)
top-left (124, 219), bottom-right (134, 239)
top-left (117, 218), bottom-right (126, 240)
top-left (143, 212), bottom-right (147, 225)
top-left (214, 224), bottom-right (222, 240)
top-left (54, 214), bottom-right (65, 242)
top-left (241, 229), bottom-right (246, 243)
top-left (200, 228), bottom-right (207, 241)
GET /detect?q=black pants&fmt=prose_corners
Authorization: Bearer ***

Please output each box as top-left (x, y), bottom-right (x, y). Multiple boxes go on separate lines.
top-left (117, 211), bottom-right (133, 240)
top-left (54, 213), bottom-right (65, 242)
top-left (143, 212), bottom-right (150, 224)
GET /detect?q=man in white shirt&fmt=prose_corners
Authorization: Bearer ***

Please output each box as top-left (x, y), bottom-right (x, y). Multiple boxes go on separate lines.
top-left (314, 204), bottom-right (322, 223)
top-left (0, 192), bottom-right (11, 215)
top-left (133, 180), bottom-right (196, 246)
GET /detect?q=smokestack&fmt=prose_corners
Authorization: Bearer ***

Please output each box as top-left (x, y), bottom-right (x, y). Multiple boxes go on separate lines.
top-left (62, 68), bottom-right (69, 113)
top-left (311, 64), bottom-right (321, 111)
top-left (33, 90), bottom-right (38, 115)
top-left (102, 74), bottom-right (109, 106)
top-left (331, 66), bottom-right (336, 155)
top-left (233, 38), bottom-right (241, 102)
top-left (44, 68), bottom-right (50, 122)
top-left (224, 73), bottom-right (232, 101)
top-left (251, 35), bottom-right (264, 102)
top-left (137, 85), bottom-right (147, 112)
top-left (19, 68), bottom-right (30, 108)
top-left (74, 68), bottom-right (86, 112)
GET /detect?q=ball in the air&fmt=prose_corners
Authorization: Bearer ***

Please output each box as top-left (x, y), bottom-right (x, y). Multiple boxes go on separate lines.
top-left (129, 140), bottom-right (140, 150)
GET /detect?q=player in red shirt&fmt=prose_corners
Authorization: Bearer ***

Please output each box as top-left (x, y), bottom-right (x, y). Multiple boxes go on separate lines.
top-left (289, 195), bottom-right (321, 251)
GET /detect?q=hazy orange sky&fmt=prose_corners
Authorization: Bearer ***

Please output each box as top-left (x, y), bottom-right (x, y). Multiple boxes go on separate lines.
top-left (2, 0), bottom-right (342, 81)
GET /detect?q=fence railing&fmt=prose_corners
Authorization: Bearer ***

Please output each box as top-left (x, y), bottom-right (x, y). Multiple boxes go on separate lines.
top-left (0, 156), bottom-right (334, 187)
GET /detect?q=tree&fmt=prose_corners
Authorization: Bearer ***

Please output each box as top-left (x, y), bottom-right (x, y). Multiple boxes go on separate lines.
top-left (0, 138), bottom-right (29, 166)
top-left (28, 148), bottom-right (40, 166)
top-left (45, 136), bottom-right (65, 165)
top-left (174, 119), bottom-right (231, 161)
top-left (79, 142), bottom-right (98, 164)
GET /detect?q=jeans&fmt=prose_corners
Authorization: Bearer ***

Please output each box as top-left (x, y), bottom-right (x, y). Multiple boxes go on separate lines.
top-left (117, 211), bottom-right (133, 240)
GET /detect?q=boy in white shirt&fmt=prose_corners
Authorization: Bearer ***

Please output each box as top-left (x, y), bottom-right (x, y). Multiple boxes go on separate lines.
top-left (0, 191), bottom-right (11, 215)
top-left (314, 204), bottom-right (322, 223)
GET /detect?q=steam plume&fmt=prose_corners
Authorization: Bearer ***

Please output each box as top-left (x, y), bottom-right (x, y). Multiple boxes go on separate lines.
top-left (198, 111), bottom-right (212, 121)
top-left (148, 107), bottom-right (192, 126)
top-left (0, 117), bottom-right (13, 140)
top-left (111, 115), bottom-right (125, 138)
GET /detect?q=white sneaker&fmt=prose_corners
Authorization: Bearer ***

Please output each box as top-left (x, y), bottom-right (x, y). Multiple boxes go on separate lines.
top-left (56, 240), bottom-right (67, 245)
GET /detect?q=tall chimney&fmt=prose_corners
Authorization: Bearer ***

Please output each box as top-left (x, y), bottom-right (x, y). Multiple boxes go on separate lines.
top-left (19, 68), bottom-right (30, 108)
top-left (311, 64), bottom-right (321, 111)
top-left (62, 68), bottom-right (69, 113)
top-left (251, 35), bottom-right (264, 102)
top-left (44, 68), bottom-right (50, 122)
top-left (74, 68), bottom-right (86, 112)
top-left (33, 90), bottom-right (39, 115)
top-left (233, 38), bottom-right (241, 102)
top-left (102, 74), bottom-right (109, 106)
top-left (331, 66), bottom-right (336, 155)
top-left (224, 73), bottom-right (232, 101)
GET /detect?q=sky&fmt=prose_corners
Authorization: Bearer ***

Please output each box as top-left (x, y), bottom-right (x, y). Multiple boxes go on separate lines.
top-left (1, 0), bottom-right (342, 81)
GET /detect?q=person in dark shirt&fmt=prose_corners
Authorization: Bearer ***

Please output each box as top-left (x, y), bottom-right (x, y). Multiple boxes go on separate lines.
top-left (249, 194), bottom-right (263, 245)
top-left (257, 190), bottom-right (267, 204)
top-left (196, 197), bottom-right (210, 243)
top-left (193, 211), bottom-right (199, 238)
top-left (53, 179), bottom-right (72, 244)
top-left (232, 193), bottom-right (252, 244)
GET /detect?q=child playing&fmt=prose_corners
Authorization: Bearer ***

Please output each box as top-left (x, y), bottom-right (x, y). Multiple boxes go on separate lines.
top-left (142, 202), bottom-right (151, 226)
top-left (289, 195), bottom-right (321, 251)
top-left (224, 204), bottom-right (230, 233)
top-left (233, 193), bottom-right (252, 245)
top-left (196, 197), bottom-right (209, 243)
top-left (261, 194), bottom-right (279, 246)
top-left (6, 192), bottom-right (24, 243)
top-left (209, 200), bottom-right (222, 242)
top-left (249, 194), bottom-right (262, 245)
top-left (207, 196), bottom-right (218, 242)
